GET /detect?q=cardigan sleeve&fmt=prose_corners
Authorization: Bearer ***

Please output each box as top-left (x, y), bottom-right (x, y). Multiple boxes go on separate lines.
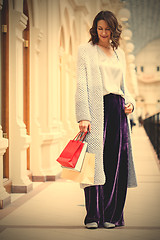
top-left (120, 49), bottom-right (136, 111)
top-left (75, 45), bottom-right (91, 123)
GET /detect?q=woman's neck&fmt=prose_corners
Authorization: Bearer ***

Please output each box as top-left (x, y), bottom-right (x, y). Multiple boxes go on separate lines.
top-left (98, 40), bottom-right (111, 49)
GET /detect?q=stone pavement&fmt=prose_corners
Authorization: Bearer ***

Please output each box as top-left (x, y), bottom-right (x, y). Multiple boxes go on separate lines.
top-left (0, 126), bottom-right (160, 240)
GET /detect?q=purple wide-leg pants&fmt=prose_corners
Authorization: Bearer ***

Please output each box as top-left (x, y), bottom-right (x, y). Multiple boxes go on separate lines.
top-left (84, 93), bottom-right (129, 227)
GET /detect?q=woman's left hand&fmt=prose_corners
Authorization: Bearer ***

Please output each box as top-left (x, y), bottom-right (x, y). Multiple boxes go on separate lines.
top-left (124, 103), bottom-right (133, 114)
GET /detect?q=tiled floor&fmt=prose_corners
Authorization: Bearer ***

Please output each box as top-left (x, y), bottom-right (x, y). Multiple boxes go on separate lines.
top-left (0, 126), bottom-right (160, 240)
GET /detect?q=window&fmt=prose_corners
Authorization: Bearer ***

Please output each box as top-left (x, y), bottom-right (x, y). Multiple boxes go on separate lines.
top-left (157, 66), bottom-right (160, 72)
top-left (141, 66), bottom-right (144, 72)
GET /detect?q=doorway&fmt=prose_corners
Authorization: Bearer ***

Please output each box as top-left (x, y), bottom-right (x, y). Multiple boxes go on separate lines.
top-left (1, 0), bottom-right (9, 179)
top-left (23, 0), bottom-right (30, 170)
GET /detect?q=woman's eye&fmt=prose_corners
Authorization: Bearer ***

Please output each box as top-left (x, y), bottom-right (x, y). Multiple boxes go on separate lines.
top-left (98, 28), bottom-right (110, 31)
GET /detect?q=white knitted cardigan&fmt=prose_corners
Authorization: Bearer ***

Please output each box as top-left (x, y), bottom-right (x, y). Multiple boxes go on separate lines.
top-left (75, 42), bottom-right (137, 188)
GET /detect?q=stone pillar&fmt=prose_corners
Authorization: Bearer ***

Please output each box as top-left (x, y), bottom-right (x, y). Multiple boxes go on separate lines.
top-left (0, 127), bottom-right (10, 208)
top-left (40, 0), bottom-right (63, 179)
top-left (30, 28), bottom-right (46, 182)
top-left (68, 55), bottom-right (78, 132)
top-left (9, 9), bottom-right (32, 192)
top-left (30, 0), bottom-right (62, 181)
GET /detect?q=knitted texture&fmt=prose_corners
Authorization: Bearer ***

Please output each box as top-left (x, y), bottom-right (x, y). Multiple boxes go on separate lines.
top-left (75, 42), bottom-right (137, 188)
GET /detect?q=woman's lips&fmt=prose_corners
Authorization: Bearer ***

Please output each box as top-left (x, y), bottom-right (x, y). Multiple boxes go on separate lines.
top-left (100, 36), bottom-right (108, 38)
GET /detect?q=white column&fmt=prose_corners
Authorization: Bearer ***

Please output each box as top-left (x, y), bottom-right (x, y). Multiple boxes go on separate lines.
top-left (9, 10), bottom-right (32, 192)
top-left (60, 51), bottom-right (71, 133)
top-left (68, 56), bottom-right (78, 131)
top-left (30, 28), bottom-right (46, 181)
top-left (0, 126), bottom-right (10, 209)
top-left (40, 0), bottom-right (62, 179)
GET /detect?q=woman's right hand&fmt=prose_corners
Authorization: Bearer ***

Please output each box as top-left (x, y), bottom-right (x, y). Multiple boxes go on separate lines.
top-left (79, 120), bottom-right (91, 132)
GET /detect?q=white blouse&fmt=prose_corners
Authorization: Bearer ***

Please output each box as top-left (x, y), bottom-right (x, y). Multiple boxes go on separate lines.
top-left (97, 45), bottom-right (124, 98)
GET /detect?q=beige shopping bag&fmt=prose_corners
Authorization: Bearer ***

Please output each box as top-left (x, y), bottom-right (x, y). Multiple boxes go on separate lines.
top-left (61, 152), bottom-right (95, 185)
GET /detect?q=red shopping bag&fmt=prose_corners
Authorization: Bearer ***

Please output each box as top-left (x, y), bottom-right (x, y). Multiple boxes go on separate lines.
top-left (56, 132), bottom-right (87, 168)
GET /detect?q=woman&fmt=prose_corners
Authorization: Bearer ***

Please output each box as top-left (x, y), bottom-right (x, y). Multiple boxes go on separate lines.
top-left (75, 11), bottom-right (137, 229)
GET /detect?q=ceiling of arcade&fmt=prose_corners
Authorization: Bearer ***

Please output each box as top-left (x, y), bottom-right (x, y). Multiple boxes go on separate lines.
top-left (125, 0), bottom-right (160, 56)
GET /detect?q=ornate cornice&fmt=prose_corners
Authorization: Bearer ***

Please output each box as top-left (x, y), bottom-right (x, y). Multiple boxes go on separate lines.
top-left (138, 73), bottom-right (160, 84)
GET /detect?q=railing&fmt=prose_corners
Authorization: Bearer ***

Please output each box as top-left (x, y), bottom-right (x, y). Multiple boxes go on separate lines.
top-left (143, 112), bottom-right (160, 160)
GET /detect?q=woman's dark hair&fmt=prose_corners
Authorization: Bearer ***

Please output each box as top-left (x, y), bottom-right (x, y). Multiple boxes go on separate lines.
top-left (89, 11), bottom-right (122, 49)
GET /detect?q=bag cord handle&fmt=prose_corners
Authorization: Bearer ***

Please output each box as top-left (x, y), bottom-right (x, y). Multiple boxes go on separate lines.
top-left (73, 131), bottom-right (88, 141)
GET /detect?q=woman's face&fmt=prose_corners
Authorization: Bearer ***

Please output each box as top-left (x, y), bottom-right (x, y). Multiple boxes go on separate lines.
top-left (97, 20), bottom-right (111, 44)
